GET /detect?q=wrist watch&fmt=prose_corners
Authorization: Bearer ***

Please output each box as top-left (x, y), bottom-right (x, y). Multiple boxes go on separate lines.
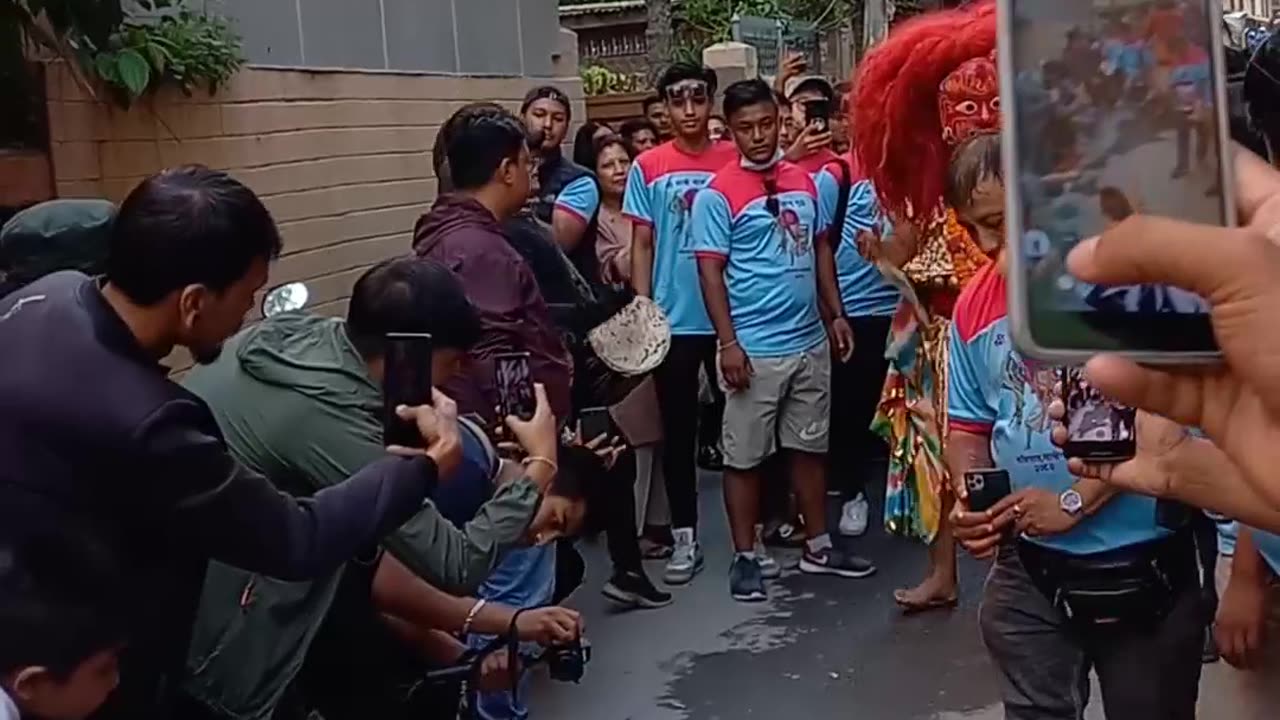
top-left (1059, 488), bottom-right (1085, 517)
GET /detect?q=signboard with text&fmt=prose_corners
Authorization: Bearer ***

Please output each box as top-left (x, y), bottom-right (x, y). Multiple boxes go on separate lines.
top-left (733, 15), bottom-right (782, 76)
top-left (732, 15), bottom-right (821, 78)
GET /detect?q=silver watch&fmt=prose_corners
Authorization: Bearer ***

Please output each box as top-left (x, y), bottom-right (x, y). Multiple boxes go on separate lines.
top-left (1059, 488), bottom-right (1085, 517)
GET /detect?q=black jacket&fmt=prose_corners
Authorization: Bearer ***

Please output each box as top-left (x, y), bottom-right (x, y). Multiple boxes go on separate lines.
top-left (0, 272), bottom-right (440, 719)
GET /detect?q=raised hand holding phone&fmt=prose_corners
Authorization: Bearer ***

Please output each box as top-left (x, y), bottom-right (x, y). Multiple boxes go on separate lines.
top-left (501, 383), bottom-right (558, 489)
top-left (390, 389), bottom-right (461, 477)
top-left (495, 352), bottom-right (536, 421)
top-left (784, 121), bottom-right (832, 163)
top-left (381, 333), bottom-right (434, 448)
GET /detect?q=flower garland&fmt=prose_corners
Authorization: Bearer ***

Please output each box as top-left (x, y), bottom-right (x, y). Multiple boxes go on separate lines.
top-left (943, 208), bottom-right (991, 288)
top-left (902, 206), bottom-right (991, 292)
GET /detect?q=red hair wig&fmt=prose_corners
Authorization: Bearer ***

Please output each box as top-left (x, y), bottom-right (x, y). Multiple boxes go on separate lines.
top-left (852, 0), bottom-right (997, 221)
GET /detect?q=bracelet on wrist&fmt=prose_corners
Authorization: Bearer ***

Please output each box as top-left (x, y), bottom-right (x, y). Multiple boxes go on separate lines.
top-left (522, 455), bottom-right (558, 475)
top-left (718, 338), bottom-right (740, 352)
top-left (461, 598), bottom-right (487, 636)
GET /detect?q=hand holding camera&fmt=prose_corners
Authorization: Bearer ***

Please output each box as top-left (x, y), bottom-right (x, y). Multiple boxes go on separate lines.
top-left (514, 605), bottom-right (584, 647)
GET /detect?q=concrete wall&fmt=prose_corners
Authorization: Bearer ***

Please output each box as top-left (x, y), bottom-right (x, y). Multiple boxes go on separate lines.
top-left (46, 64), bottom-right (585, 324)
top-left (207, 0), bottom-right (560, 76)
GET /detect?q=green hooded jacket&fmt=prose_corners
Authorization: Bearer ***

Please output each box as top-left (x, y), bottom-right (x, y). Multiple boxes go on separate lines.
top-left (180, 313), bottom-right (540, 719)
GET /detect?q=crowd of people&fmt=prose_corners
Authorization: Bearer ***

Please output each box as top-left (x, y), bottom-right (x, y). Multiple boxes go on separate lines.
top-left (7, 1), bottom-right (1280, 719)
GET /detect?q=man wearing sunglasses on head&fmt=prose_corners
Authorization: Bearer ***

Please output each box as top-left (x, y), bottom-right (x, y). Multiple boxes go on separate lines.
top-left (624, 63), bottom-right (739, 586)
top-left (691, 79), bottom-right (871, 603)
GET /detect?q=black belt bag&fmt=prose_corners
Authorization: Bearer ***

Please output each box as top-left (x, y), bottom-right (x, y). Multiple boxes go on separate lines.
top-left (1017, 531), bottom-right (1196, 630)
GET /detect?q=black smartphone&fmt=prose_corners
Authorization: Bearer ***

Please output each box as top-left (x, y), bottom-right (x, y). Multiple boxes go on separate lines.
top-left (382, 333), bottom-right (433, 448)
top-left (803, 98), bottom-right (831, 133)
top-left (965, 469), bottom-right (1012, 514)
top-left (1002, 0), bottom-right (1230, 362)
top-left (494, 352), bottom-right (536, 422)
top-left (578, 407), bottom-right (612, 444)
top-left (1060, 367), bottom-right (1136, 462)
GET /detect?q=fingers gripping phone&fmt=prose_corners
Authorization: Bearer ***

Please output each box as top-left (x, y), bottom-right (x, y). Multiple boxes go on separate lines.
top-left (965, 469), bottom-right (1013, 514)
top-left (382, 333), bottom-right (433, 448)
top-left (1059, 367), bottom-right (1136, 462)
top-left (803, 98), bottom-right (832, 134)
top-left (999, 0), bottom-right (1233, 362)
top-left (495, 352), bottom-right (536, 422)
top-left (578, 407), bottom-right (612, 443)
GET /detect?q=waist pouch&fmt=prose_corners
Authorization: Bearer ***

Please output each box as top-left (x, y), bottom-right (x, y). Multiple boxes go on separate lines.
top-left (1017, 531), bottom-right (1196, 630)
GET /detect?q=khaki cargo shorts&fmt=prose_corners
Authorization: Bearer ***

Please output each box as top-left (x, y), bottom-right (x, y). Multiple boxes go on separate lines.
top-left (719, 339), bottom-right (831, 470)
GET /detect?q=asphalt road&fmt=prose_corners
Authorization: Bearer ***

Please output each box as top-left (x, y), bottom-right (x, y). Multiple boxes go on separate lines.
top-left (529, 471), bottom-right (1279, 719)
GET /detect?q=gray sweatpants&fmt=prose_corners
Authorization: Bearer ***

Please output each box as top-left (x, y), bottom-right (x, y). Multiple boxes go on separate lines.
top-left (979, 542), bottom-right (1203, 720)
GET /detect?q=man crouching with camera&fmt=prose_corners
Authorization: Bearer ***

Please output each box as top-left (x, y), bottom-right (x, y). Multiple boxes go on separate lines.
top-left (943, 134), bottom-right (1203, 719)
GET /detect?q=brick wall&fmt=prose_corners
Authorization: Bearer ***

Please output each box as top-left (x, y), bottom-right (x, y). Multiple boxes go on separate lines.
top-left (45, 64), bottom-right (585, 321)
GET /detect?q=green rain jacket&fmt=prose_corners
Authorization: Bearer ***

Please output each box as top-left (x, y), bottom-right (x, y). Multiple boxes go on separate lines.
top-left (180, 313), bottom-right (540, 719)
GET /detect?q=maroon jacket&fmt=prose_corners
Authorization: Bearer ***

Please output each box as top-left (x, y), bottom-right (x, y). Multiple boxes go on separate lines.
top-left (413, 195), bottom-right (572, 422)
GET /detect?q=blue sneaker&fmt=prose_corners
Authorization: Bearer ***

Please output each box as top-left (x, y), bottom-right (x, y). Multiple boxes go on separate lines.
top-left (729, 555), bottom-right (767, 603)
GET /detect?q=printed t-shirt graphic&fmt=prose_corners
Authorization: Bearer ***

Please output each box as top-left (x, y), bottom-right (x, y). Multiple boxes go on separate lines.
top-left (690, 161), bottom-right (829, 358)
top-left (947, 263), bottom-right (1167, 556)
top-left (808, 152), bottom-right (901, 318)
top-left (622, 140), bottom-right (739, 335)
top-left (555, 176), bottom-right (601, 225)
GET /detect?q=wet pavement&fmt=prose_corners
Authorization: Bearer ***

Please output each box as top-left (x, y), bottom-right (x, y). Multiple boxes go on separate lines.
top-left (530, 472), bottom-right (1279, 719)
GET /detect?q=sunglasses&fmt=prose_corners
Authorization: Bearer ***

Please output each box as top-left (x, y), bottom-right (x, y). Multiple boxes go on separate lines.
top-left (666, 82), bottom-right (710, 105)
top-left (763, 176), bottom-right (780, 218)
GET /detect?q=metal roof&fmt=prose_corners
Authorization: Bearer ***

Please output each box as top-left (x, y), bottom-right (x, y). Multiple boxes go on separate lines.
top-left (559, 1), bottom-right (647, 18)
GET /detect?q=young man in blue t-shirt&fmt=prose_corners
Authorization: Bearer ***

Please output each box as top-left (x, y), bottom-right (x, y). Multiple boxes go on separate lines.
top-left (789, 77), bottom-right (903, 538)
top-left (944, 134), bottom-right (1202, 718)
top-left (692, 79), bottom-right (872, 603)
top-left (624, 63), bottom-right (740, 586)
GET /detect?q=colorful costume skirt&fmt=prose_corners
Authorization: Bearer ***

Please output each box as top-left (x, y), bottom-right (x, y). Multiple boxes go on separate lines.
top-left (869, 259), bottom-right (956, 545)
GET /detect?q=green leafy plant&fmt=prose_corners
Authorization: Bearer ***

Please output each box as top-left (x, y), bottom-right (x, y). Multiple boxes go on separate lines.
top-left (94, 10), bottom-right (244, 102)
top-left (580, 64), bottom-right (647, 96)
top-left (2, 0), bottom-right (243, 107)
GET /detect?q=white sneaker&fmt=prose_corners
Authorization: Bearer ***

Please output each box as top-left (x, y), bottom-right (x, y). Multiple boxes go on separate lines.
top-left (839, 494), bottom-right (869, 537)
top-left (664, 528), bottom-right (704, 585)
top-left (754, 524), bottom-right (781, 579)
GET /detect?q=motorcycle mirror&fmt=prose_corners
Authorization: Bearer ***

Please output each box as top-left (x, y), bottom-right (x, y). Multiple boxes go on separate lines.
top-left (261, 282), bottom-right (310, 318)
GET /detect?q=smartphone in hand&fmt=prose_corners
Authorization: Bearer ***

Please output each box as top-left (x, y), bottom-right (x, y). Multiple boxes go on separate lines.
top-left (965, 469), bottom-right (1012, 514)
top-left (578, 407), bottom-right (612, 444)
top-left (1000, 0), bottom-right (1230, 362)
top-left (494, 352), bottom-right (536, 422)
top-left (1060, 367), bottom-right (1136, 462)
top-left (803, 98), bottom-right (832, 134)
top-left (382, 333), bottom-right (433, 448)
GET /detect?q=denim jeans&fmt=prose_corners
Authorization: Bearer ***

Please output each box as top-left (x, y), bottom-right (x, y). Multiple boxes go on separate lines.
top-left (466, 544), bottom-right (556, 719)
top-left (980, 542), bottom-right (1202, 719)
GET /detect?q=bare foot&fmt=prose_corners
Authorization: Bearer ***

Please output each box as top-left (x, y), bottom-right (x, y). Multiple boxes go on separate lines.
top-left (893, 574), bottom-right (958, 615)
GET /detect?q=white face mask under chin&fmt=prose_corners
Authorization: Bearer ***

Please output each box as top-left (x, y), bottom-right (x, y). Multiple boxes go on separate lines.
top-left (740, 148), bottom-right (783, 172)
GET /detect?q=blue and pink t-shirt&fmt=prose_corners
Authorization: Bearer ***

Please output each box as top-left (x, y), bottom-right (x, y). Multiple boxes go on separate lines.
top-left (690, 160), bottom-right (829, 359)
top-left (812, 161), bottom-right (900, 318)
top-left (794, 150), bottom-right (900, 317)
top-left (554, 176), bottom-right (600, 225)
top-left (622, 140), bottom-right (740, 335)
top-left (947, 264), bottom-right (1167, 556)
